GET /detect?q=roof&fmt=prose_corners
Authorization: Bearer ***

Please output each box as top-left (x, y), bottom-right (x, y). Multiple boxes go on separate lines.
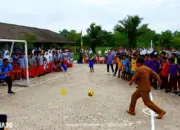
top-left (0, 22), bottom-right (74, 44)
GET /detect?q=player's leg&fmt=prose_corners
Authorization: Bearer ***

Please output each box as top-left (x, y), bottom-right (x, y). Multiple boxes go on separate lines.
top-left (140, 92), bottom-right (166, 119)
top-left (127, 90), bottom-right (141, 115)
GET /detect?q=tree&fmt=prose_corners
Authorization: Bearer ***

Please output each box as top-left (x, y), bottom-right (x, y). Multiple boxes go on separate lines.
top-left (86, 23), bottom-right (104, 52)
top-left (137, 24), bottom-right (156, 47)
top-left (159, 30), bottom-right (173, 48)
top-left (59, 29), bottom-right (69, 37)
top-left (114, 15), bottom-right (146, 48)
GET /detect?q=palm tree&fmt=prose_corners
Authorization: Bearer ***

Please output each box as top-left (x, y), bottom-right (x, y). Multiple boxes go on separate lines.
top-left (114, 15), bottom-right (146, 48)
top-left (86, 23), bottom-right (103, 52)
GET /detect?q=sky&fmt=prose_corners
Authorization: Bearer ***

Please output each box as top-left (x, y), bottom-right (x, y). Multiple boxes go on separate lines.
top-left (0, 0), bottom-right (180, 34)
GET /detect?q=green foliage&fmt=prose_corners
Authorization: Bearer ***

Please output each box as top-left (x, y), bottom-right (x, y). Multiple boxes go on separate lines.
top-left (59, 15), bottom-right (180, 50)
top-left (114, 15), bottom-right (146, 48)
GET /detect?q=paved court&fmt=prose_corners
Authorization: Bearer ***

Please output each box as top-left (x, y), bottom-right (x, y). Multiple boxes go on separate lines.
top-left (0, 64), bottom-right (180, 130)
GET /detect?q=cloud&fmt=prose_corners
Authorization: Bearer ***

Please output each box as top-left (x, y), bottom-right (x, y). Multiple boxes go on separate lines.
top-left (0, 0), bottom-right (179, 34)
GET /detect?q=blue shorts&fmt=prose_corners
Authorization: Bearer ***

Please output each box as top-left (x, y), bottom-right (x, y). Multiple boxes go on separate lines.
top-left (89, 64), bottom-right (94, 69)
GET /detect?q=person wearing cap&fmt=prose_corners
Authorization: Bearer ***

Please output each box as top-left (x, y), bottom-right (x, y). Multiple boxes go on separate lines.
top-left (127, 57), bottom-right (166, 119)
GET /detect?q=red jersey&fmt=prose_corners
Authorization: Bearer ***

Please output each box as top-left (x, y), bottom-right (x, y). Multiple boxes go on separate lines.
top-left (161, 62), bottom-right (170, 76)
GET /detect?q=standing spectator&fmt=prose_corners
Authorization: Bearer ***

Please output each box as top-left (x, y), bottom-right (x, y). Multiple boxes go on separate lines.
top-left (160, 57), bottom-right (170, 91)
top-left (177, 57), bottom-right (180, 96)
top-left (113, 53), bottom-right (120, 76)
top-left (38, 51), bottom-right (44, 76)
top-left (144, 54), bottom-right (150, 67)
top-left (149, 55), bottom-right (160, 89)
top-left (168, 58), bottom-right (178, 93)
top-left (17, 53), bottom-right (26, 79)
top-left (79, 50), bottom-right (83, 64)
top-left (0, 54), bottom-right (3, 66)
top-left (130, 54), bottom-right (137, 79)
top-left (107, 50), bottom-right (114, 74)
top-left (0, 58), bottom-right (15, 94)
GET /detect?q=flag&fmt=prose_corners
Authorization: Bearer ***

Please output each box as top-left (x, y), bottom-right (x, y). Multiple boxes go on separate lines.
top-left (80, 30), bottom-right (83, 51)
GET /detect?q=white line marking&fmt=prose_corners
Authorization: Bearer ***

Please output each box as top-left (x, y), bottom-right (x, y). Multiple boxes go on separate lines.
top-left (142, 108), bottom-right (158, 116)
top-left (149, 92), bottom-right (155, 130)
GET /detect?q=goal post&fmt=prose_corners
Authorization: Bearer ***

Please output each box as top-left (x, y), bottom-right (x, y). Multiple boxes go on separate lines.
top-left (0, 39), bottom-right (29, 87)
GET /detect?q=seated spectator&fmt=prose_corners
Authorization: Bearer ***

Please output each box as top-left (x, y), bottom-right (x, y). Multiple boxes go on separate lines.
top-left (0, 58), bottom-right (15, 94)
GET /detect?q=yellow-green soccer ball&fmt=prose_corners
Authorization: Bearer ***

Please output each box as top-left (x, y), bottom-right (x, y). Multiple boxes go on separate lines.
top-left (88, 90), bottom-right (94, 96)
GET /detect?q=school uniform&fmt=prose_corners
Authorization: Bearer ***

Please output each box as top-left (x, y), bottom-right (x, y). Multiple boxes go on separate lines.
top-left (169, 64), bottom-right (178, 92)
top-left (131, 59), bottom-right (137, 75)
top-left (17, 57), bottom-right (26, 78)
top-left (149, 60), bottom-right (160, 89)
top-left (177, 65), bottom-right (180, 92)
top-left (160, 62), bottom-right (170, 90)
top-left (107, 54), bottom-right (114, 73)
top-left (144, 59), bottom-right (150, 67)
top-left (28, 57), bottom-right (34, 78)
top-left (49, 54), bottom-right (53, 72)
top-left (89, 57), bottom-right (94, 69)
top-left (117, 59), bottom-right (122, 78)
top-left (38, 55), bottom-right (44, 75)
top-left (114, 56), bottom-right (119, 75)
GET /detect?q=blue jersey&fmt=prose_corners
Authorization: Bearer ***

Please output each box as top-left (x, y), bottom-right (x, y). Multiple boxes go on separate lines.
top-left (107, 54), bottom-right (114, 64)
top-left (89, 58), bottom-right (94, 67)
top-left (0, 64), bottom-right (11, 80)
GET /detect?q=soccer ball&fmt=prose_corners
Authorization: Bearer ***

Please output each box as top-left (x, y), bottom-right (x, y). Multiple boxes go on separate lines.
top-left (88, 90), bottom-right (94, 96)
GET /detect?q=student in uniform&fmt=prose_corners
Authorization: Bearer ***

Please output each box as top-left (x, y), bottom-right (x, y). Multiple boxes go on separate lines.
top-left (130, 54), bottom-right (137, 79)
top-left (117, 55), bottom-right (123, 78)
top-left (38, 51), bottom-right (44, 76)
top-left (144, 54), bottom-right (150, 67)
top-left (113, 53), bottom-right (120, 76)
top-left (149, 55), bottom-right (160, 89)
top-left (28, 53), bottom-right (35, 78)
top-left (0, 54), bottom-right (3, 66)
top-left (17, 53), bottom-right (26, 79)
top-left (127, 56), bottom-right (132, 80)
top-left (106, 51), bottom-right (114, 74)
top-left (177, 57), bottom-right (180, 96)
top-left (159, 57), bottom-right (170, 91)
top-left (168, 58), bottom-right (178, 93)
top-left (88, 54), bottom-right (95, 72)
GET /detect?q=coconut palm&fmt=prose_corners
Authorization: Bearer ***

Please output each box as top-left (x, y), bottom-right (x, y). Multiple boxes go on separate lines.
top-left (114, 15), bottom-right (146, 48)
